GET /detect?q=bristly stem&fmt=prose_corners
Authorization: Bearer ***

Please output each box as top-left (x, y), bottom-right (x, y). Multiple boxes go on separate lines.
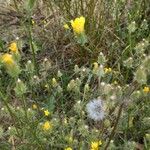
top-left (28, 24), bottom-right (39, 75)
top-left (0, 91), bottom-right (22, 140)
top-left (104, 82), bottom-right (138, 149)
top-left (104, 103), bottom-right (124, 150)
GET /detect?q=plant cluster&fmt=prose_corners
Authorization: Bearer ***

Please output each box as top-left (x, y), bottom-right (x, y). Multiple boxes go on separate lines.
top-left (0, 0), bottom-right (149, 149)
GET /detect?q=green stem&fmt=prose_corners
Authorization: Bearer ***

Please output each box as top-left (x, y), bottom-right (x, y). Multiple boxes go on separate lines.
top-left (22, 95), bottom-right (28, 122)
top-left (28, 25), bottom-right (39, 75)
top-left (0, 91), bottom-right (22, 139)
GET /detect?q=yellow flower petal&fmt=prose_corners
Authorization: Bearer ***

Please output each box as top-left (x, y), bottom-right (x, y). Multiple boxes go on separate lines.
top-left (1, 54), bottom-right (14, 65)
top-left (9, 42), bottom-right (18, 53)
top-left (44, 110), bottom-right (50, 116)
top-left (32, 104), bottom-right (37, 109)
top-left (143, 86), bottom-right (149, 93)
top-left (63, 24), bottom-right (70, 29)
top-left (42, 121), bottom-right (52, 131)
top-left (91, 140), bottom-right (102, 150)
top-left (71, 16), bottom-right (85, 34)
top-left (64, 147), bottom-right (72, 150)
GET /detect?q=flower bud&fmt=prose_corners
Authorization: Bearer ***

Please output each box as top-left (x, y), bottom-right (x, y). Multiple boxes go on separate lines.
top-left (131, 90), bottom-right (141, 99)
top-left (52, 78), bottom-right (58, 87)
top-left (98, 52), bottom-right (106, 64)
top-left (42, 58), bottom-right (51, 70)
top-left (135, 66), bottom-right (147, 84)
top-left (57, 70), bottom-right (62, 78)
top-left (123, 57), bottom-right (133, 68)
top-left (128, 21), bottom-right (136, 33)
top-left (14, 79), bottom-right (27, 97)
top-left (74, 64), bottom-right (80, 73)
top-left (134, 39), bottom-right (149, 54)
top-left (84, 83), bottom-right (90, 92)
top-left (92, 62), bottom-right (99, 74)
top-left (26, 60), bottom-right (34, 74)
top-left (67, 79), bottom-right (76, 91)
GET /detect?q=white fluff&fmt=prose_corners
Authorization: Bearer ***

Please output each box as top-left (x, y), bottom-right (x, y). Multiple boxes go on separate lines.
top-left (86, 98), bottom-right (105, 121)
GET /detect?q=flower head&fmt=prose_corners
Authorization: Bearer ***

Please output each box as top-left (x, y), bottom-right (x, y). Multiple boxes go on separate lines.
top-left (52, 78), bottom-right (58, 87)
top-left (44, 110), bottom-right (50, 116)
top-left (104, 67), bottom-right (112, 73)
top-left (64, 24), bottom-right (70, 29)
top-left (64, 147), bottom-right (72, 150)
top-left (32, 104), bottom-right (37, 109)
top-left (71, 16), bottom-right (85, 34)
top-left (91, 141), bottom-right (102, 150)
top-left (1, 54), bottom-right (14, 66)
top-left (42, 121), bottom-right (52, 131)
top-left (31, 19), bottom-right (35, 25)
top-left (93, 62), bottom-right (99, 74)
top-left (9, 42), bottom-right (18, 53)
top-left (86, 98), bottom-right (105, 121)
top-left (143, 86), bottom-right (149, 93)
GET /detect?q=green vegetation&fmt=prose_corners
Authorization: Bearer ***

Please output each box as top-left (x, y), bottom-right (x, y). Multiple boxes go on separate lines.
top-left (0, 0), bottom-right (149, 149)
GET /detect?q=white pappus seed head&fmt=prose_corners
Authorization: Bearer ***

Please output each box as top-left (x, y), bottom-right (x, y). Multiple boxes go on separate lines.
top-left (86, 98), bottom-right (105, 121)
top-left (44, 58), bottom-right (48, 62)
top-left (101, 82), bottom-right (105, 86)
top-left (28, 60), bottom-right (32, 64)
top-left (16, 37), bottom-right (19, 40)
top-left (17, 78), bottom-right (21, 83)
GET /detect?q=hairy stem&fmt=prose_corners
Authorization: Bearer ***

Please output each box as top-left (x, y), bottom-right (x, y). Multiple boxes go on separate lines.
top-left (104, 103), bottom-right (124, 150)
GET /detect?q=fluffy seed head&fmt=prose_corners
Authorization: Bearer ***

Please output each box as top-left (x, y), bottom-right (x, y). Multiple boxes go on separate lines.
top-left (86, 98), bottom-right (105, 121)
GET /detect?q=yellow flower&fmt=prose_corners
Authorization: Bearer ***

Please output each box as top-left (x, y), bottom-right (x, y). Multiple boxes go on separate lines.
top-left (63, 118), bottom-right (68, 124)
top-left (42, 121), bottom-right (52, 131)
top-left (45, 84), bottom-right (48, 88)
top-left (143, 86), bottom-right (149, 93)
top-left (99, 140), bottom-right (102, 145)
top-left (31, 19), bottom-right (35, 25)
top-left (43, 20), bottom-right (47, 24)
top-left (52, 78), bottom-right (58, 87)
top-left (64, 147), bottom-right (72, 150)
top-left (1, 54), bottom-right (14, 66)
top-left (113, 81), bottom-right (118, 84)
top-left (44, 110), bottom-right (50, 116)
top-left (71, 16), bottom-right (85, 34)
top-left (93, 62), bottom-right (98, 69)
top-left (91, 141), bottom-right (102, 150)
top-left (64, 24), bottom-right (70, 29)
top-left (104, 67), bottom-right (112, 73)
top-left (9, 42), bottom-right (18, 53)
top-left (32, 104), bottom-right (37, 109)
top-left (93, 62), bottom-right (99, 74)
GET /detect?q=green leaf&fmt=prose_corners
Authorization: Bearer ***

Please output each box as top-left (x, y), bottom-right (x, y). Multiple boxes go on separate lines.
top-left (27, 0), bottom-right (36, 10)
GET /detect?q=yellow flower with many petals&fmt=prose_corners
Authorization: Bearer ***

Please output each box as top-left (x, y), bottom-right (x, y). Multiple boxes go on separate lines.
top-left (71, 16), bottom-right (85, 34)
top-left (9, 42), bottom-right (18, 53)
top-left (44, 110), bottom-right (50, 116)
top-left (91, 140), bottom-right (102, 150)
top-left (104, 67), bottom-right (112, 73)
top-left (42, 121), bottom-right (52, 131)
top-left (64, 147), bottom-right (72, 150)
top-left (1, 53), bottom-right (20, 77)
top-left (1, 54), bottom-right (14, 66)
top-left (143, 86), bottom-right (149, 93)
